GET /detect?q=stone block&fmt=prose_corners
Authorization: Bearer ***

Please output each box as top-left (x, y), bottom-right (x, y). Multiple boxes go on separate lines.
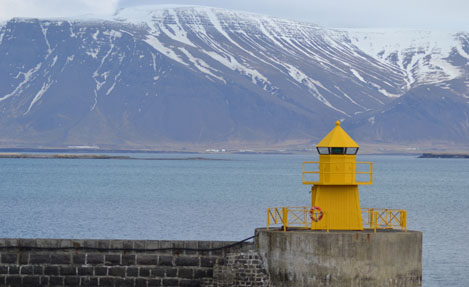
top-left (178, 268), bottom-right (193, 279)
top-left (150, 266), bottom-right (165, 277)
top-left (115, 278), bottom-right (135, 287)
top-left (1, 253), bottom-right (17, 264)
top-left (162, 278), bottom-right (179, 286)
top-left (158, 256), bottom-right (173, 266)
top-left (64, 276), bottom-right (80, 286)
top-left (40, 276), bottom-right (49, 285)
top-left (201, 257), bottom-right (217, 267)
top-left (20, 265), bottom-right (33, 275)
top-left (87, 253), bottom-right (104, 265)
top-left (134, 241), bottom-right (145, 250)
top-left (6, 275), bottom-right (22, 285)
top-left (156, 241), bottom-right (172, 254)
top-left (136, 278), bottom-right (148, 287)
top-left (122, 254), bottom-right (136, 265)
top-left (127, 266), bottom-right (139, 277)
top-left (99, 277), bottom-right (115, 286)
top-left (36, 239), bottom-right (58, 248)
top-left (145, 240), bottom-right (160, 250)
top-left (22, 275), bottom-right (40, 286)
top-left (110, 240), bottom-right (124, 249)
top-left (123, 240), bottom-right (134, 249)
top-left (49, 276), bottom-right (64, 285)
top-left (51, 253), bottom-right (71, 264)
top-left (175, 256), bottom-right (199, 267)
top-left (3, 239), bottom-right (18, 247)
top-left (19, 239), bottom-right (36, 248)
top-left (148, 278), bottom-right (162, 286)
top-left (105, 254), bottom-right (121, 265)
top-left (180, 279), bottom-right (200, 287)
top-left (138, 254), bottom-right (158, 265)
top-left (33, 265), bottom-right (43, 275)
top-left (0, 266), bottom-right (8, 274)
top-left (29, 254), bottom-right (50, 264)
top-left (73, 254), bottom-right (86, 264)
top-left (95, 266), bottom-right (108, 276)
top-left (109, 266), bottom-right (126, 277)
top-left (83, 277), bottom-right (99, 286)
top-left (183, 241), bottom-right (198, 255)
top-left (197, 241), bottom-right (211, 250)
top-left (19, 252), bottom-right (29, 265)
top-left (194, 268), bottom-right (212, 279)
top-left (78, 266), bottom-right (94, 275)
top-left (83, 240), bottom-right (98, 249)
top-left (8, 266), bottom-right (19, 274)
top-left (60, 266), bottom-right (77, 276)
top-left (44, 266), bottom-right (59, 275)
top-left (71, 240), bottom-right (84, 249)
top-left (140, 267), bottom-right (150, 277)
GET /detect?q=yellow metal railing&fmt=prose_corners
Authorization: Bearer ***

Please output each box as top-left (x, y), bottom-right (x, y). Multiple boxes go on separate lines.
top-left (267, 207), bottom-right (406, 232)
top-left (362, 208), bottom-right (407, 232)
top-left (302, 161), bottom-right (372, 185)
top-left (267, 207), bottom-right (330, 231)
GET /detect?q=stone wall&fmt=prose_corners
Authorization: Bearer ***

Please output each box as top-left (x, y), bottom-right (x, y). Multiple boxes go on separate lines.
top-left (0, 238), bottom-right (266, 287)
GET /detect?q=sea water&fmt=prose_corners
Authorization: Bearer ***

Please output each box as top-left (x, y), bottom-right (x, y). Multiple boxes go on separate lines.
top-left (0, 153), bottom-right (468, 287)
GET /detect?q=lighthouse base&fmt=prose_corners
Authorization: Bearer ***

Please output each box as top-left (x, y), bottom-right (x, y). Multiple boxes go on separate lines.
top-left (311, 185), bottom-right (363, 230)
top-left (255, 228), bottom-right (422, 287)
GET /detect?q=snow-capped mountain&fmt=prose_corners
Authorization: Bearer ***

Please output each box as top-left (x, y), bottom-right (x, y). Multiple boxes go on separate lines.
top-left (0, 6), bottom-right (468, 149)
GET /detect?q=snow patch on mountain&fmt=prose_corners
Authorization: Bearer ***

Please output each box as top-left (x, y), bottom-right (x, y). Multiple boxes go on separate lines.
top-left (344, 29), bottom-right (463, 88)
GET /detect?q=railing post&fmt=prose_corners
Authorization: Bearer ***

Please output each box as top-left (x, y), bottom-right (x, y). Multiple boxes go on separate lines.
top-left (401, 210), bottom-right (407, 232)
top-left (282, 207), bottom-right (288, 232)
top-left (267, 208), bottom-right (270, 230)
top-left (373, 211), bottom-right (377, 233)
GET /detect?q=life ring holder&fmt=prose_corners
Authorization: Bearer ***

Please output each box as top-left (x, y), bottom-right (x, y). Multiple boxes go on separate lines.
top-left (309, 206), bottom-right (324, 222)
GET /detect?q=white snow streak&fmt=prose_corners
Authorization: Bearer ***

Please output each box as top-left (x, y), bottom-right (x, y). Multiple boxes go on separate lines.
top-left (145, 35), bottom-right (187, 65)
top-left (203, 50), bottom-right (268, 85)
top-left (39, 23), bottom-right (52, 56)
top-left (350, 69), bottom-right (366, 83)
top-left (25, 77), bottom-right (53, 114)
top-left (0, 63), bottom-right (42, 102)
top-left (178, 47), bottom-right (225, 83)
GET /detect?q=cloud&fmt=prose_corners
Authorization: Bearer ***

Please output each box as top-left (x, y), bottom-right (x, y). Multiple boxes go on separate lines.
top-left (0, 0), bottom-right (119, 21)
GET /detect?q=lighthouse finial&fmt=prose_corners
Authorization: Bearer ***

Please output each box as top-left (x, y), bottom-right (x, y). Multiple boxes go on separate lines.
top-left (335, 120), bottom-right (341, 126)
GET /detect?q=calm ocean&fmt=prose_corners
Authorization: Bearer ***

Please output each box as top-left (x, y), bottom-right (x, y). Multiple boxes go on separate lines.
top-left (0, 153), bottom-right (467, 286)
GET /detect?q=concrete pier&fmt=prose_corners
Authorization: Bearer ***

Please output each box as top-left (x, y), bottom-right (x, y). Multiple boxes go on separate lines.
top-left (256, 228), bottom-right (422, 287)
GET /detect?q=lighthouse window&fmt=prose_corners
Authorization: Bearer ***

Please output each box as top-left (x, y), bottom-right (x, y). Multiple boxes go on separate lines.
top-left (317, 147), bottom-right (330, 154)
top-left (331, 147), bottom-right (345, 154)
top-left (346, 148), bottom-right (358, 155)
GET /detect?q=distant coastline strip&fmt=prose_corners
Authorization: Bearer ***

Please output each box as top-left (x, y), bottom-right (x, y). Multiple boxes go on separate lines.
top-left (0, 153), bottom-right (227, 161)
top-left (419, 153), bottom-right (469, 159)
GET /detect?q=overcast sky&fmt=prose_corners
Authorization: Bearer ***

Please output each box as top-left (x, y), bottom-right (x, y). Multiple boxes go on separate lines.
top-left (0, 0), bottom-right (468, 30)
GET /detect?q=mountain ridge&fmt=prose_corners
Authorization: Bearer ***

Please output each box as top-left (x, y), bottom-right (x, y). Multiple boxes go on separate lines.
top-left (0, 6), bottom-right (468, 151)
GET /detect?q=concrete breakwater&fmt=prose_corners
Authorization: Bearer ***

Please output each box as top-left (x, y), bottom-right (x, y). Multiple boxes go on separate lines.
top-left (0, 229), bottom-right (422, 286)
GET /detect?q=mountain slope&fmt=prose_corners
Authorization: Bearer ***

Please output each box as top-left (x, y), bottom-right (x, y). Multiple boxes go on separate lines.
top-left (0, 6), bottom-right (468, 149)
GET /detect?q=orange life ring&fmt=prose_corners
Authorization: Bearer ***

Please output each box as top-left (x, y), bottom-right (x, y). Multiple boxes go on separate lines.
top-left (309, 206), bottom-right (324, 222)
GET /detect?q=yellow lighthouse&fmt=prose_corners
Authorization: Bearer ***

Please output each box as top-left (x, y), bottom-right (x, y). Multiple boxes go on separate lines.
top-left (267, 121), bottom-right (406, 232)
top-left (303, 120), bottom-right (371, 230)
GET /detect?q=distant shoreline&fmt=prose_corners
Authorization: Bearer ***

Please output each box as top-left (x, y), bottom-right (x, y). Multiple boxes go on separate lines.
top-left (418, 153), bottom-right (469, 159)
top-left (0, 153), bottom-right (227, 161)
